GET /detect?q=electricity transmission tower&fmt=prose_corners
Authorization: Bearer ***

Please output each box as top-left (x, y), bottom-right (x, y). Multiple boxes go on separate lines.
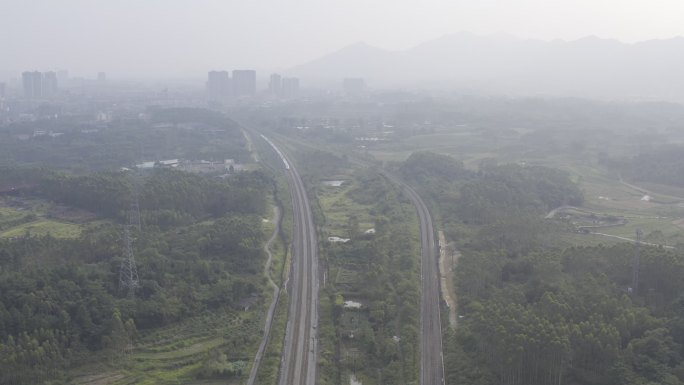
top-left (631, 229), bottom-right (642, 296)
top-left (119, 225), bottom-right (140, 298)
top-left (119, 174), bottom-right (143, 298)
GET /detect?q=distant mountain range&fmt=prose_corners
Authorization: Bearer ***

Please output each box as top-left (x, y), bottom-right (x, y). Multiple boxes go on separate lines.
top-left (285, 32), bottom-right (684, 101)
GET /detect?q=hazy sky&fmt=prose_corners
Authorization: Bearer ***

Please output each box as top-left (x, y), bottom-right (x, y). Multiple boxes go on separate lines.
top-left (3, 0), bottom-right (684, 78)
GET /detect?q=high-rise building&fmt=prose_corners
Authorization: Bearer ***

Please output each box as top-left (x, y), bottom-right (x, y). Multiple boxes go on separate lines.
top-left (98, 72), bottom-right (107, 82)
top-left (281, 77), bottom-right (300, 98)
top-left (343, 78), bottom-right (365, 95)
top-left (0, 83), bottom-right (6, 99)
top-left (269, 73), bottom-right (282, 95)
top-left (43, 71), bottom-right (58, 97)
top-left (206, 70), bottom-right (231, 101)
top-left (22, 71), bottom-right (43, 98)
top-left (232, 70), bottom-right (256, 97)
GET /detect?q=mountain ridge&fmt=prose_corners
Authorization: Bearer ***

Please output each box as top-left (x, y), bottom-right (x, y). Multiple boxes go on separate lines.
top-left (285, 33), bottom-right (684, 100)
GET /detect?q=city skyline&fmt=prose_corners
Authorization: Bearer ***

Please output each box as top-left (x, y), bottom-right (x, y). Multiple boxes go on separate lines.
top-left (3, 0), bottom-right (684, 78)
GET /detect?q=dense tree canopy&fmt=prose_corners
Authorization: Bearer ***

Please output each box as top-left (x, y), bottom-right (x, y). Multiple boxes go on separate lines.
top-left (451, 244), bottom-right (684, 385)
top-left (0, 166), bottom-right (270, 384)
top-left (0, 108), bottom-right (250, 171)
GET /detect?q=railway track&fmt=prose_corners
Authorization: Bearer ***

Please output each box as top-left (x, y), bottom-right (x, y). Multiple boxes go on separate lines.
top-left (385, 172), bottom-right (445, 385)
top-left (261, 135), bottom-right (319, 385)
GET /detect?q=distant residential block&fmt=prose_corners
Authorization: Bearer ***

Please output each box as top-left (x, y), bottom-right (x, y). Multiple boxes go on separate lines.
top-left (43, 71), bottom-right (58, 97)
top-left (269, 73), bottom-right (282, 95)
top-left (22, 71), bottom-right (43, 98)
top-left (281, 77), bottom-right (300, 98)
top-left (207, 70), bottom-right (231, 101)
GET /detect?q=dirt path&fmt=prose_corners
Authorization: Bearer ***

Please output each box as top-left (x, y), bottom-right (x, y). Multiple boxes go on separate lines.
top-left (618, 174), bottom-right (651, 195)
top-left (589, 231), bottom-right (675, 249)
top-left (619, 174), bottom-right (684, 202)
top-left (545, 205), bottom-right (579, 219)
top-left (242, 128), bottom-right (259, 163)
top-left (247, 205), bottom-right (281, 385)
top-left (438, 231), bottom-right (459, 329)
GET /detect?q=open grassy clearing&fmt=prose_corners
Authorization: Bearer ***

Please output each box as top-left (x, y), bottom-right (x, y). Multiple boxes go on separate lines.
top-left (553, 231), bottom-right (625, 248)
top-left (559, 174), bottom-right (684, 246)
top-left (133, 337), bottom-right (227, 360)
top-left (367, 125), bottom-right (529, 165)
top-left (550, 166), bottom-right (684, 245)
top-left (577, 168), bottom-right (684, 212)
top-left (591, 217), bottom-right (684, 245)
top-left (317, 181), bottom-right (375, 238)
top-left (0, 206), bottom-right (28, 224)
top-left (0, 198), bottom-right (44, 229)
top-left (366, 128), bottom-right (684, 248)
top-left (0, 218), bottom-right (83, 238)
top-left (0, 196), bottom-right (103, 239)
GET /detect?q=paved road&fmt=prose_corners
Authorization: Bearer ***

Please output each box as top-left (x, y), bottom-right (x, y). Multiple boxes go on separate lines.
top-left (438, 231), bottom-right (459, 329)
top-left (262, 136), bottom-right (319, 385)
top-left (246, 206), bottom-right (282, 385)
top-left (385, 173), bottom-right (445, 385)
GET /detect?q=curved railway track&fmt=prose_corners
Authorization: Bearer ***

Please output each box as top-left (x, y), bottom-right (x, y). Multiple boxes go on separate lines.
top-left (261, 135), bottom-right (319, 385)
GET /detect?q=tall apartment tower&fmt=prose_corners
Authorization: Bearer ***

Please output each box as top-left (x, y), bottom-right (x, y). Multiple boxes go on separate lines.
top-left (0, 83), bottom-right (6, 99)
top-left (281, 77), bottom-right (300, 98)
top-left (22, 71), bottom-right (43, 98)
top-left (206, 70), bottom-right (231, 101)
top-left (43, 71), bottom-right (59, 97)
top-left (232, 70), bottom-right (256, 97)
top-left (269, 73), bottom-right (282, 95)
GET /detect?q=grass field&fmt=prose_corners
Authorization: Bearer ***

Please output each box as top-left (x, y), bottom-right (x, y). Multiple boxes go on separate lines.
top-left (364, 127), bottom-right (684, 248)
top-left (0, 219), bottom-right (83, 238)
top-left (0, 197), bottom-right (94, 239)
top-left (317, 181), bottom-right (375, 238)
top-left (0, 206), bottom-right (28, 223)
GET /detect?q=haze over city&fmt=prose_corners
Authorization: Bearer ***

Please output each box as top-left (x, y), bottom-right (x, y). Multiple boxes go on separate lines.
top-left (4, 2), bottom-right (684, 385)
top-left (4, 0), bottom-right (684, 78)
